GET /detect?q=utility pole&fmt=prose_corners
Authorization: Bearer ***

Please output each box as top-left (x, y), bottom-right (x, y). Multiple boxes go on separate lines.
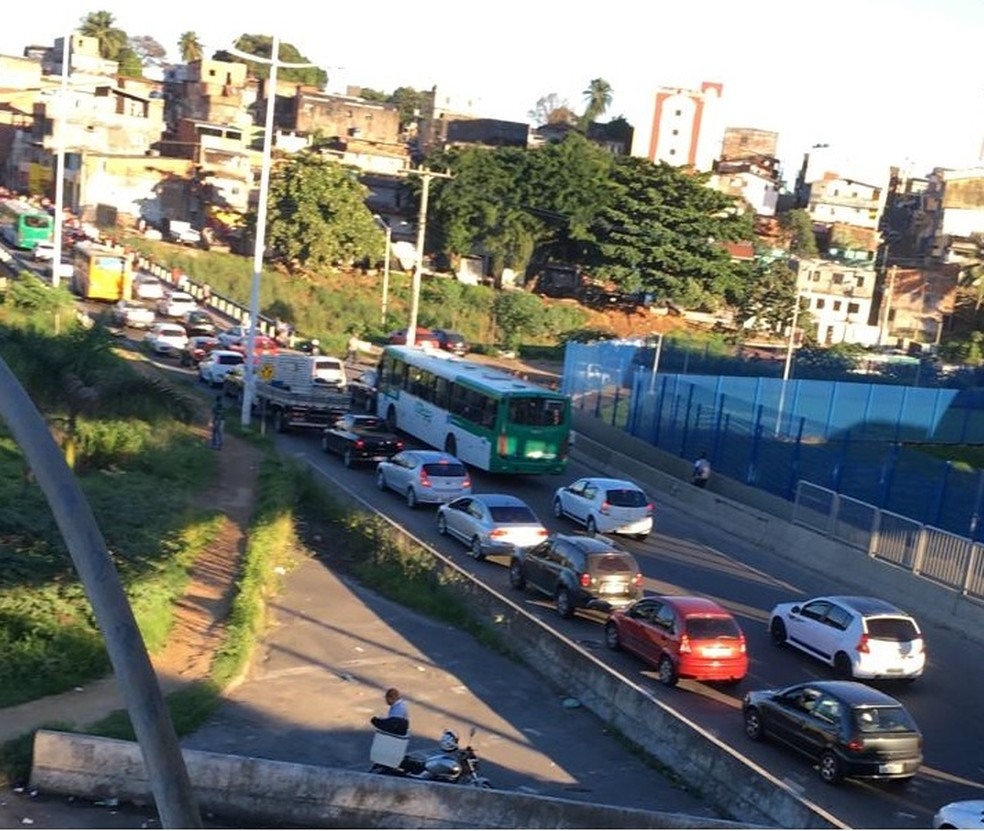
top-left (404, 167), bottom-right (452, 347)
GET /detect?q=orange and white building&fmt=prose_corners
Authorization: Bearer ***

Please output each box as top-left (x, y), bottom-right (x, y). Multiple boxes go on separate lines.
top-left (635, 80), bottom-right (724, 172)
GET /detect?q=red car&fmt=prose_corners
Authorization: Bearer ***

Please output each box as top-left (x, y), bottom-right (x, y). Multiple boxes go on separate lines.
top-left (605, 595), bottom-right (748, 687)
top-left (387, 327), bottom-right (440, 349)
top-left (230, 334), bottom-right (279, 359)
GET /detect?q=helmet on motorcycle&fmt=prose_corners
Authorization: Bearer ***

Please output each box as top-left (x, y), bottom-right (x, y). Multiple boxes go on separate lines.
top-left (438, 730), bottom-right (459, 752)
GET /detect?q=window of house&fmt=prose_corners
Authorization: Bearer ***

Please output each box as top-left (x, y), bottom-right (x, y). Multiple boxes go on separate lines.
top-left (668, 148), bottom-right (676, 155)
top-left (833, 300), bottom-right (842, 311)
top-left (856, 276), bottom-right (865, 287)
top-left (815, 298), bottom-right (826, 309)
top-left (832, 273), bottom-right (844, 284)
top-left (674, 109), bottom-right (682, 116)
top-left (671, 128), bottom-right (679, 136)
top-left (847, 302), bottom-right (860, 314)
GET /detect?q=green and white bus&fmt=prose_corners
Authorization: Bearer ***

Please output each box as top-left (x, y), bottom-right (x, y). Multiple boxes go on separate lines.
top-left (375, 346), bottom-right (571, 474)
top-left (0, 200), bottom-right (53, 250)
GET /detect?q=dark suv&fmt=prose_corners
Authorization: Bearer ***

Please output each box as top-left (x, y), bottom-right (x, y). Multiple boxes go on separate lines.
top-left (432, 329), bottom-right (468, 356)
top-left (508, 534), bottom-right (642, 618)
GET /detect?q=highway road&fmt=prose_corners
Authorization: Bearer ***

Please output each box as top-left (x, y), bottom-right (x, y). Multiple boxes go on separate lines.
top-left (9, 248), bottom-right (984, 828)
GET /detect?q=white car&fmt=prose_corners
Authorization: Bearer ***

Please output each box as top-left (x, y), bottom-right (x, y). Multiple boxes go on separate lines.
top-left (552, 477), bottom-right (653, 540)
top-left (32, 240), bottom-right (55, 261)
top-left (767, 595), bottom-right (926, 681)
top-left (145, 322), bottom-right (189, 355)
top-left (376, 450), bottom-right (472, 507)
top-left (198, 350), bottom-right (246, 387)
top-left (133, 274), bottom-right (165, 301)
top-left (110, 299), bottom-right (155, 329)
top-left (157, 291), bottom-right (198, 318)
top-left (933, 799), bottom-right (984, 829)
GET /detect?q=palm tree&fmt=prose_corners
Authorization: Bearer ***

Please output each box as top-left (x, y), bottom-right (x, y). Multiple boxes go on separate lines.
top-left (178, 31), bottom-right (203, 63)
top-left (580, 78), bottom-right (613, 129)
top-left (79, 10), bottom-right (128, 61)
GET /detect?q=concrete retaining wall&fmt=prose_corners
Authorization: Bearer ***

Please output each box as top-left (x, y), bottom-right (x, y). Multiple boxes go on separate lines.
top-left (571, 411), bottom-right (984, 640)
top-left (30, 730), bottom-right (755, 830)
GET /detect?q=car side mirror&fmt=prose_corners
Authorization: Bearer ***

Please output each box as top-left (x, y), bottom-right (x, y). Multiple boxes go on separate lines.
top-left (790, 605), bottom-right (801, 615)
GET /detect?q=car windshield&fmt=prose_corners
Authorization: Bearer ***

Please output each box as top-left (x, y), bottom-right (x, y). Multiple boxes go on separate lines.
top-left (866, 617), bottom-right (920, 641)
top-left (488, 505), bottom-right (537, 523)
top-left (588, 553), bottom-right (637, 573)
top-left (422, 462), bottom-right (467, 477)
top-left (606, 488), bottom-right (648, 508)
top-left (686, 616), bottom-right (741, 639)
top-left (854, 706), bottom-right (918, 733)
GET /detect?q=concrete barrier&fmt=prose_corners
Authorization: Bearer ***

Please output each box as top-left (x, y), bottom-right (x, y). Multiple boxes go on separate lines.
top-left (571, 411), bottom-right (984, 641)
top-left (30, 730), bottom-right (757, 830)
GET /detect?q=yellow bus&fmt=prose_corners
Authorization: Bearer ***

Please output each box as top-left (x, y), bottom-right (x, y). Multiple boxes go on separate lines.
top-left (71, 242), bottom-right (133, 302)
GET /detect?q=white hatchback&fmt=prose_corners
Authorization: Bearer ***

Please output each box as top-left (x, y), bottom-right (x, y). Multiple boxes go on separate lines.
top-left (552, 477), bottom-right (653, 540)
top-left (157, 291), bottom-right (198, 318)
top-left (133, 274), bottom-right (165, 301)
top-left (146, 322), bottom-right (189, 355)
top-left (376, 450), bottom-right (472, 508)
top-left (198, 350), bottom-right (245, 386)
top-left (768, 595), bottom-right (926, 681)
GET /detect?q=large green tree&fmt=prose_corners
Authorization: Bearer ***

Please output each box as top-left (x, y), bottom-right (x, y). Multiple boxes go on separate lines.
top-left (265, 153), bottom-right (382, 272)
top-left (214, 35), bottom-right (327, 87)
top-left (732, 258), bottom-right (797, 332)
top-left (587, 157), bottom-right (754, 307)
top-left (79, 10), bottom-right (128, 60)
top-left (388, 87), bottom-right (427, 132)
top-left (779, 208), bottom-right (819, 258)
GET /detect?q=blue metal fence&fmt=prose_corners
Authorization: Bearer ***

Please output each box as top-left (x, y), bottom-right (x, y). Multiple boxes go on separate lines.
top-left (563, 341), bottom-right (984, 539)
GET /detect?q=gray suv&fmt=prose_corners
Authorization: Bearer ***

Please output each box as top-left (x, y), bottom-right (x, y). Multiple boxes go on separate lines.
top-left (509, 534), bottom-right (643, 618)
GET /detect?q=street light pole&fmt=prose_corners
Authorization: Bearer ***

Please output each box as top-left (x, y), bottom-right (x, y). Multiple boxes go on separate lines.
top-left (403, 167), bottom-right (452, 348)
top-left (776, 291), bottom-right (805, 435)
top-left (51, 33), bottom-right (70, 288)
top-left (648, 332), bottom-right (664, 392)
top-left (226, 37), bottom-right (315, 428)
top-left (373, 215), bottom-right (391, 326)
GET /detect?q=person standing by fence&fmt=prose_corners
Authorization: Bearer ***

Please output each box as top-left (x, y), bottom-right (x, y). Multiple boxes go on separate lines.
top-left (692, 451), bottom-right (711, 488)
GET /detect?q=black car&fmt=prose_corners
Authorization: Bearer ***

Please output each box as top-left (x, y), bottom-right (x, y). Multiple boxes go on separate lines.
top-left (321, 414), bottom-right (404, 468)
top-left (508, 534), bottom-right (642, 618)
top-left (742, 680), bottom-right (922, 785)
top-left (347, 368), bottom-right (378, 413)
top-left (183, 309), bottom-right (217, 337)
top-left (432, 329), bottom-right (469, 356)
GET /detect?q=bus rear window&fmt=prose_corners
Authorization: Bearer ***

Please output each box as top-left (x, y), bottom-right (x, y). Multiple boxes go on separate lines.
top-left (508, 396), bottom-right (566, 426)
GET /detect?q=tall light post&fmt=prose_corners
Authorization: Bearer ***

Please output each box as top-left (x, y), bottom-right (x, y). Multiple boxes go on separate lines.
top-left (373, 214), bottom-right (391, 326)
top-left (225, 37), bottom-right (316, 428)
top-left (776, 290), bottom-right (807, 435)
top-left (647, 332), bottom-right (664, 392)
top-left (403, 167), bottom-right (452, 347)
top-left (51, 34), bottom-right (70, 288)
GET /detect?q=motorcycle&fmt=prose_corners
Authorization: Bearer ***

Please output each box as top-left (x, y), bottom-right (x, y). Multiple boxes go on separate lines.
top-left (369, 727), bottom-right (492, 789)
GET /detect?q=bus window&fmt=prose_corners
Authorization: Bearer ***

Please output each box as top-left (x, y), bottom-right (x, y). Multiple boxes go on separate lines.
top-left (509, 396), bottom-right (566, 426)
top-left (434, 377), bottom-right (450, 409)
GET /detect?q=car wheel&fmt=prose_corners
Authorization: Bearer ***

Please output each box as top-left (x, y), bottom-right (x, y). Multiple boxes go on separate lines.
top-left (321, 434), bottom-right (330, 454)
top-left (657, 655), bottom-right (678, 687)
top-left (555, 587), bottom-right (574, 619)
top-left (444, 434), bottom-right (457, 456)
top-left (769, 618), bottom-right (787, 647)
top-left (743, 707), bottom-right (764, 741)
top-left (552, 497), bottom-right (563, 519)
top-left (343, 448), bottom-right (354, 469)
top-left (405, 488), bottom-right (417, 509)
top-left (833, 652), bottom-right (854, 680)
top-left (604, 622), bottom-right (621, 650)
top-left (508, 560), bottom-right (526, 590)
top-left (586, 516), bottom-right (598, 536)
top-left (376, 470), bottom-right (387, 491)
top-left (470, 536), bottom-right (485, 561)
top-left (818, 750), bottom-right (844, 785)
top-left (437, 514), bottom-right (448, 535)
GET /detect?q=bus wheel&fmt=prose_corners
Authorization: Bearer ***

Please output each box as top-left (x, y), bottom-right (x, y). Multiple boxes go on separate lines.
top-left (386, 406), bottom-right (397, 432)
top-left (444, 434), bottom-right (457, 457)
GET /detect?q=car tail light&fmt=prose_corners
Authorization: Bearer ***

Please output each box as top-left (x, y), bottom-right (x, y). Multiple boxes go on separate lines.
top-left (738, 634), bottom-right (747, 654)
top-left (679, 634), bottom-right (692, 654)
top-left (497, 435), bottom-right (510, 457)
top-left (847, 736), bottom-right (864, 752)
top-left (534, 528), bottom-right (548, 539)
top-left (579, 573), bottom-right (592, 588)
top-left (395, 440), bottom-right (404, 450)
top-left (856, 634), bottom-right (870, 654)
top-left (489, 529), bottom-right (508, 539)
top-left (354, 439), bottom-right (365, 449)
top-left (631, 573), bottom-right (643, 587)
top-left (645, 502), bottom-right (654, 516)
top-left (600, 500), bottom-right (611, 515)
top-left (462, 475), bottom-right (472, 489)
top-left (419, 468), bottom-right (432, 488)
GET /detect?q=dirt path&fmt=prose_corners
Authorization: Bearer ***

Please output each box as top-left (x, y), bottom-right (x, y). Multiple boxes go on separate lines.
top-left (0, 427), bottom-right (263, 745)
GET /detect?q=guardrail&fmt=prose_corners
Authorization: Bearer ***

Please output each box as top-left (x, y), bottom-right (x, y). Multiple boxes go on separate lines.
top-left (793, 481), bottom-right (984, 600)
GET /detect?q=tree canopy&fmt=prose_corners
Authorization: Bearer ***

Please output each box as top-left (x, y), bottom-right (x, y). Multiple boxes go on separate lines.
top-left (79, 10), bottom-right (128, 60)
top-left (178, 31), bottom-right (203, 63)
top-left (214, 35), bottom-right (327, 87)
top-left (265, 153), bottom-right (382, 272)
top-left (581, 78), bottom-right (613, 129)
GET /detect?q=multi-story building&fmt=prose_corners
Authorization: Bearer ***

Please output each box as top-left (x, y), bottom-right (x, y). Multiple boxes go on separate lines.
top-left (720, 127), bottom-right (778, 162)
top-left (916, 166), bottom-right (984, 263)
top-left (796, 258), bottom-right (880, 346)
top-left (288, 88), bottom-right (400, 146)
top-left (636, 80), bottom-right (724, 171)
top-left (708, 157), bottom-right (779, 217)
top-left (877, 265), bottom-right (957, 346)
top-left (805, 174), bottom-right (885, 232)
top-left (416, 85), bottom-right (483, 157)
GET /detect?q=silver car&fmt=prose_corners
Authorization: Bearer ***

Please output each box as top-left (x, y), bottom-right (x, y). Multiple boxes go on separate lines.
top-left (376, 450), bottom-right (471, 508)
top-left (436, 494), bottom-right (548, 561)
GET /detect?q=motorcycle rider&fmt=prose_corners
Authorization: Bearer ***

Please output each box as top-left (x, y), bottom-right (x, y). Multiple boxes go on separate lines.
top-left (370, 687), bottom-right (409, 736)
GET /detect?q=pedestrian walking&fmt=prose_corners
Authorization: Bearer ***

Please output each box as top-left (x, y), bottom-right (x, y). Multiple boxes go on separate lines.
top-left (211, 395), bottom-right (225, 450)
top-left (370, 687), bottom-right (409, 736)
top-left (692, 451), bottom-right (711, 488)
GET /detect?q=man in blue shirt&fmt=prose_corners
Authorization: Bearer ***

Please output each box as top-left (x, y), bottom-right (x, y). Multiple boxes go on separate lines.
top-left (371, 687), bottom-right (409, 736)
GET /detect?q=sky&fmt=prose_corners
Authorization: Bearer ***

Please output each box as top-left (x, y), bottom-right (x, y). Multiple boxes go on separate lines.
top-left (4, 0), bottom-right (984, 187)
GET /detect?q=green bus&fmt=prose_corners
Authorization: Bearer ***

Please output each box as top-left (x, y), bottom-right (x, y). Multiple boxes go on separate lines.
top-left (375, 345), bottom-right (571, 474)
top-left (0, 200), bottom-right (54, 251)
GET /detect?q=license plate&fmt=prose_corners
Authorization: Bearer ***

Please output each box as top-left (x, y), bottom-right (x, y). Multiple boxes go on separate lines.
top-left (600, 583), bottom-right (626, 595)
top-left (879, 762), bottom-right (904, 774)
top-left (702, 646), bottom-right (732, 657)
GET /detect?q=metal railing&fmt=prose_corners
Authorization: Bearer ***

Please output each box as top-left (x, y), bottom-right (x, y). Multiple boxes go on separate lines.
top-left (793, 481), bottom-right (984, 601)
